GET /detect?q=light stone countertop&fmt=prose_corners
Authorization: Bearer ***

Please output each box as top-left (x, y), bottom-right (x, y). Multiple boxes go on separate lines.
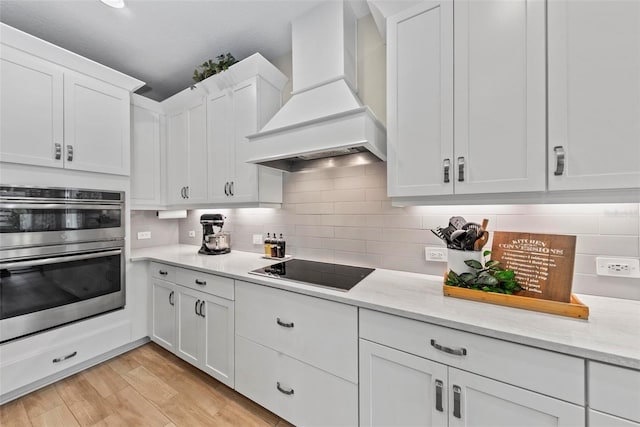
top-left (131, 244), bottom-right (640, 370)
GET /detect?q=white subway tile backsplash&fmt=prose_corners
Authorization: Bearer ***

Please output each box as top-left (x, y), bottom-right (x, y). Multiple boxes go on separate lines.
top-left (126, 163), bottom-right (640, 301)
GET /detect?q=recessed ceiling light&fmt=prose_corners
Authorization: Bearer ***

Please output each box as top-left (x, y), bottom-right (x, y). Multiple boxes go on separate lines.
top-left (100, 0), bottom-right (125, 9)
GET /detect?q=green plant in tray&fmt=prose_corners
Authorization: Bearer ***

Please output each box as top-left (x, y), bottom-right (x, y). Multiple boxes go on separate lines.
top-left (445, 250), bottom-right (522, 295)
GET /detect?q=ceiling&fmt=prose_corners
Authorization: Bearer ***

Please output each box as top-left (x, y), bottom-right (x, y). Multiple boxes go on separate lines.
top-left (0, 0), bottom-right (371, 101)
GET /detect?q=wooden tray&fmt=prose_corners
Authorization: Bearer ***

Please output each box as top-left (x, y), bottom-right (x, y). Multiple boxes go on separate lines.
top-left (443, 285), bottom-right (589, 319)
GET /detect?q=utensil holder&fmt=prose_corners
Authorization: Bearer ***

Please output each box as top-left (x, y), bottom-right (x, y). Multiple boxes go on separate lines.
top-left (447, 249), bottom-right (484, 275)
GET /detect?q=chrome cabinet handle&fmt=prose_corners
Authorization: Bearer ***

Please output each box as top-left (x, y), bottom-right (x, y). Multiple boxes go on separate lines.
top-left (554, 146), bottom-right (565, 176)
top-left (457, 157), bottom-right (465, 182)
top-left (159, 270), bottom-right (168, 276)
top-left (185, 186), bottom-right (189, 199)
top-left (168, 290), bottom-right (174, 306)
top-left (194, 299), bottom-right (200, 316)
top-left (276, 318), bottom-right (294, 328)
top-left (443, 159), bottom-right (450, 183)
top-left (180, 187), bottom-right (185, 199)
top-left (276, 382), bottom-right (294, 396)
top-left (430, 339), bottom-right (467, 356)
top-left (199, 300), bottom-right (205, 317)
top-left (195, 279), bottom-right (206, 286)
top-left (66, 145), bottom-right (74, 161)
top-left (54, 143), bottom-right (62, 160)
top-left (435, 379), bottom-right (444, 412)
top-left (453, 385), bottom-right (462, 419)
top-left (229, 181), bottom-right (234, 196)
top-left (224, 182), bottom-right (229, 196)
top-left (52, 351), bottom-right (77, 363)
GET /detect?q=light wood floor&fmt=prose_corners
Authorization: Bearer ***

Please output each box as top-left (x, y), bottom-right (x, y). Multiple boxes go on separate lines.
top-left (0, 342), bottom-right (295, 427)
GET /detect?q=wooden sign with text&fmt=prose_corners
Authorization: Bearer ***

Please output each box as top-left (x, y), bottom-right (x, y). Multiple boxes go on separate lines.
top-left (491, 232), bottom-right (576, 303)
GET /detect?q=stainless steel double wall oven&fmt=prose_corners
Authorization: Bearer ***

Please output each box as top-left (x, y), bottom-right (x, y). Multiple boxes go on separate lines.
top-left (0, 186), bottom-right (125, 342)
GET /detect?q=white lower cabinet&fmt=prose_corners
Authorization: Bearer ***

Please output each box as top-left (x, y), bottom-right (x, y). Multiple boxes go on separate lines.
top-left (234, 281), bottom-right (358, 426)
top-left (149, 263), bottom-right (234, 388)
top-left (236, 335), bottom-right (358, 427)
top-left (360, 309), bottom-right (585, 427)
top-left (588, 362), bottom-right (640, 425)
top-left (150, 280), bottom-right (176, 353)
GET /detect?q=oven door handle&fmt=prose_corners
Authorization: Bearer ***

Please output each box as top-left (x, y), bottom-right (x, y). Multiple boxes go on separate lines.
top-left (0, 249), bottom-right (123, 269)
top-left (0, 203), bottom-right (122, 210)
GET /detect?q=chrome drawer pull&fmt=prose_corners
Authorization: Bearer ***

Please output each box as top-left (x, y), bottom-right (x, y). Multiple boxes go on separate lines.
top-left (457, 157), bottom-right (465, 182)
top-left (430, 339), bottom-right (467, 356)
top-left (66, 145), bottom-right (74, 162)
top-left (195, 299), bottom-right (200, 315)
top-left (52, 351), bottom-right (77, 363)
top-left (435, 379), bottom-right (444, 412)
top-left (169, 290), bottom-right (174, 306)
top-left (554, 146), bottom-right (565, 176)
top-left (276, 318), bottom-right (294, 328)
top-left (229, 181), bottom-right (234, 196)
top-left (453, 385), bottom-right (462, 418)
top-left (276, 382), bottom-right (294, 396)
top-left (159, 270), bottom-right (168, 276)
top-left (195, 279), bottom-right (206, 286)
top-left (54, 143), bottom-right (62, 160)
top-left (199, 300), bottom-right (205, 317)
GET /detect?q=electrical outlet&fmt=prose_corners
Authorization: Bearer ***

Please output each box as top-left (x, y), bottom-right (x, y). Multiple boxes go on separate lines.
top-left (137, 231), bottom-right (151, 240)
top-left (252, 234), bottom-right (263, 245)
top-left (425, 247), bottom-right (447, 262)
top-left (188, 230), bottom-right (196, 238)
top-left (596, 257), bottom-right (640, 278)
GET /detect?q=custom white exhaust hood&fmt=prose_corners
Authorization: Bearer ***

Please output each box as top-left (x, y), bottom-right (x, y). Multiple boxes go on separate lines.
top-left (246, 0), bottom-right (386, 172)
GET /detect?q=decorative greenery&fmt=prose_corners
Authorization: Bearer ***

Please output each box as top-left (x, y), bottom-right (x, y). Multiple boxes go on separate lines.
top-left (445, 251), bottom-right (522, 295)
top-left (192, 53), bottom-right (237, 82)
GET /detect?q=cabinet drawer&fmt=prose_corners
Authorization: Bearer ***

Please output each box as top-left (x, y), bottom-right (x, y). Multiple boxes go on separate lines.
top-left (150, 262), bottom-right (175, 282)
top-left (235, 281), bottom-right (358, 382)
top-left (0, 320), bottom-right (130, 396)
top-left (360, 308), bottom-right (584, 405)
top-left (235, 335), bottom-right (358, 427)
top-left (589, 362), bottom-right (640, 423)
top-left (175, 268), bottom-right (234, 300)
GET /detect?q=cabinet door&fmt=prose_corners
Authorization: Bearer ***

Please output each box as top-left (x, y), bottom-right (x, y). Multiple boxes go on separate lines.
top-left (207, 89), bottom-right (233, 203)
top-left (200, 293), bottom-right (234, 388)
top-left (0, 46), bottom-right (63, 168)
top-left (448, 368), bottom-right (584, 427)
top-left (167, 110), bottom-right (189, 205)
top-left (63, 72), bottom-right (130, 175)
top-left (387, 1), bottom-right (454, 197)
top-left (150, 280), bottom-right (176, 352)
top-left (175, 287), bottom-right (201, 365)
top-left (453, 0), bottom-right (545, 194)
top-left (229, 80), bottom-right (259, 202)
top-left (548, 0), bottom-right (640, 190)
top-left (185, 99), bottom-right (208, 203)
top-left (131, 104), bottom-right (162, 207)
top-left (589, 410), bottom-right (640, 427)
top-left (359, 339), bottom-right (448, 427)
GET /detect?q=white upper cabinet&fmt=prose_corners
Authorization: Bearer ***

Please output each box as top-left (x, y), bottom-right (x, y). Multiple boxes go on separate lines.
top-left (0, 46), bottom-right (64, 169)
top-left (207, 77), bottom-right (283, 204)
top-left (548, 0), bottom-right (640, 191)
top-left (387, 0), bottom-right (454, 197)
top-left (166, 95), bottom-right (208, 205)
top-left (387, 0), bottom-right (545, 198)
top-left (454, 0), bottom-right (546, 194)
top-left (0, 24), bottom-right (143, 176)
top-left (63, 72), bottom-right (131, 175)
top-left (131, 95), bottom-right (163, 208)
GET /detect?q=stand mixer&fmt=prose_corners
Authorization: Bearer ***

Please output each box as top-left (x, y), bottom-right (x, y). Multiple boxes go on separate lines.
top-left (198, 214), bottom-right (231, 255)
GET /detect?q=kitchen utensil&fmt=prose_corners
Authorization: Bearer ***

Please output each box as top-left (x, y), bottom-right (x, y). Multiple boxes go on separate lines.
top-left (474, 230), bottom-right (489, 251)
top-left (462, 222), bottom-right (481, 232)
top-left (461, 228), bottom-right (477, 250)
top-left (432, 226), bottom-right (455, 243)
top-left (449, 216), bottom-right (467, 230)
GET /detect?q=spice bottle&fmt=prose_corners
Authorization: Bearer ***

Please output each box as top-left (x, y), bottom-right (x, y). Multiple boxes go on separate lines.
top-left (270, 231), bottom-right (279, 257)
top-left (264, 233), bottom-right (272, 257)
top-left (278, 233), bottom-right (286, 258)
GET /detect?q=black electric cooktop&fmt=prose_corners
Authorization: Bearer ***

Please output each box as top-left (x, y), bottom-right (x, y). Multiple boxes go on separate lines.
top-left (249, 259), bottom-right (375, 292)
